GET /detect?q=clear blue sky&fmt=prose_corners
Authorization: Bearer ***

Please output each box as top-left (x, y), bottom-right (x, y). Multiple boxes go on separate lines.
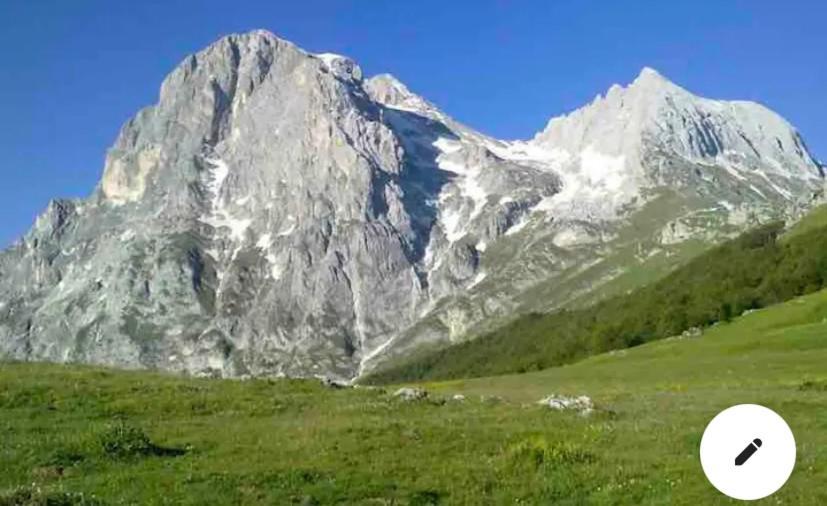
top-left (1, 0), bottom-right (824, 247)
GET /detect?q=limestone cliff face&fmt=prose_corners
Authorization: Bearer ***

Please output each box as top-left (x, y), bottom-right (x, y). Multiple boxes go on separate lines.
top-left (0, 31), bottom-right (822, 379)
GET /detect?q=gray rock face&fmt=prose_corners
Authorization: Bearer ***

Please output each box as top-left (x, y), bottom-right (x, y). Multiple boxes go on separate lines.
top-left (0, 31), bottom-right (823, 379)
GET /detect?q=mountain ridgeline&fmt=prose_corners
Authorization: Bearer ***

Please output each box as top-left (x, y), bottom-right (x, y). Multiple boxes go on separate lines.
top-left (364, 208), bottom-right (827, 383)
top-left (0, 30), bottom-right (823, 380)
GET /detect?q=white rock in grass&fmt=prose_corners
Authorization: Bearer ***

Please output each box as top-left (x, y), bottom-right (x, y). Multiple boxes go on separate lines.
top-left (393, 387), bottom-right (428, 401)
top-left (538, 394), bottom-right (594, 415)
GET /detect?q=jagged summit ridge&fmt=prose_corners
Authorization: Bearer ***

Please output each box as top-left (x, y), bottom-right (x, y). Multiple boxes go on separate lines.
top-left (526, 67), bottom-right (821, 219)
top-left (0, 32), bottom-right (823, 380)
top-left (535, 66), bottom-right (816, 167)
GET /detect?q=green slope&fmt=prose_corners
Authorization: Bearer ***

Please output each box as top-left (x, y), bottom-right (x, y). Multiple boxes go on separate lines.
top-left (425, 283), bottom-right (827, 403)
top-left (366, 205), bottom-right (827, 384)
top-left (3, 288), bottom-right (827, 504)
top-left (782, 203), bottom-right (827, 241)
top-left (421, 287), bottom-right (827, 504)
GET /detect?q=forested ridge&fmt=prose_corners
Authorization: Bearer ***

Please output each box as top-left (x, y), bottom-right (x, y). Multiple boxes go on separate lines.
top-left (366, 209), bottom-right (827, 384)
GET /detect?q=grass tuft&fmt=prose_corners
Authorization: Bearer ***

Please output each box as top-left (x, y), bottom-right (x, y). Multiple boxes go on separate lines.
top-left (506, 437), bottom-right (596, 470)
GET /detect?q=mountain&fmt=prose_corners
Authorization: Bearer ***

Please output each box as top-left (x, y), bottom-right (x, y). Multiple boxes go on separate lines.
top-left (0, 31), bottom-right (823, 380)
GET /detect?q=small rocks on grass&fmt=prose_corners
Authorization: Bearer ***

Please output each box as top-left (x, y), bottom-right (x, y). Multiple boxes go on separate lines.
top-left (451, 394), bottom-right (466, 402)
top-left (537, 394), bottom-right (594, 415)
top-left (681, 327), bottom-right (703, 338)
top-left (393, 387), bottom-right (428, 401)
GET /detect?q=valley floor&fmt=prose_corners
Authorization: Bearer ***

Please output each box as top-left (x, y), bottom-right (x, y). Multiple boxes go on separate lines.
top-left (3, 288), bottom-right (827, 504)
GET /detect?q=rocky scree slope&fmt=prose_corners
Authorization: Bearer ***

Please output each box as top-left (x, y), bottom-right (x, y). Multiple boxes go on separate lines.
top-left (0, 31), bottom-right (822, 380)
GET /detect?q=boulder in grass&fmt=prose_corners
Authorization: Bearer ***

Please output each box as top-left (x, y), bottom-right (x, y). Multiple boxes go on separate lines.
top-left (538, 394), bottom-right (594, 415)
top-left (393, 387), bottom-right (428, 401)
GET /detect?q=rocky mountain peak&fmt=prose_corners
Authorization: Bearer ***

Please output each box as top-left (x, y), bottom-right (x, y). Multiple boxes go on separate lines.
top-left (1, 32), bottom-right (823, 381)
top-left (530, 67), bottom-right (821, 217)
top-left (595, 67), bottom-right (688, 107)
top-left (364, 74), bottom-right (436, 116)
top-left (630, 66), bottom-right (683, 90)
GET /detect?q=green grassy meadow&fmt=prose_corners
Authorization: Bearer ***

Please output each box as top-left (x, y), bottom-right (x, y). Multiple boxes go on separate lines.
top-left (3, 287), bottom-right (827, 504)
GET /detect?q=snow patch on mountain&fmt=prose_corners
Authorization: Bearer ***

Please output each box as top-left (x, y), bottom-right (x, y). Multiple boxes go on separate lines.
top-left (433, 140), bottom-right (489, 242)
top-left (315, 53), bottom-right (345, 67)
top-left (485, 140), bottom-right (571, 166)
top-left (533, 147), bottom-right (634, 220)
top-left (200, 157), bottom-right (251, 242)
top-left (256, 233), bottom-right (272, 249)
top-left (433, 137), bottom-right (462, 154)
top-left (204, 157), bottom-right (230, 203)
top-left (468, 271), bottom-right (487, 289)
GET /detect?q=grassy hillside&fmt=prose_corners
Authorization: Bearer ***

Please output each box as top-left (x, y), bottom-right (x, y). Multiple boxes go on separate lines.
top-left (365, 208), bottom-right (827, 384)
top-left (3, 288), bottom-right (827, 504)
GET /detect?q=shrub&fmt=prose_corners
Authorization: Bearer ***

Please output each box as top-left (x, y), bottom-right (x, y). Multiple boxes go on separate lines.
top-left (98, 422), bottom-right (156, 459)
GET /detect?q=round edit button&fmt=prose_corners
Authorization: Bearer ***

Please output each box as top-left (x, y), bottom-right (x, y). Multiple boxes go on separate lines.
top-left (699, 404), bottom-right (796, 500)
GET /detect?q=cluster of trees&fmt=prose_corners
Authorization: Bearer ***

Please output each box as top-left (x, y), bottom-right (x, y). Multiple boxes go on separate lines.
top-left (366, 217), bottom-right (827, 384)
